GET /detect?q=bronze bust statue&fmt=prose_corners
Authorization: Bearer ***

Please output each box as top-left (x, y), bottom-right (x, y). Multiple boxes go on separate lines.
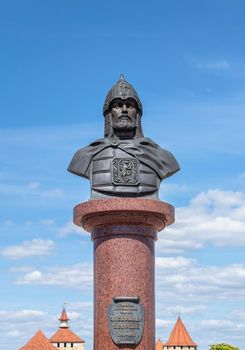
top-left (68, 75), bottom-right (180, 199)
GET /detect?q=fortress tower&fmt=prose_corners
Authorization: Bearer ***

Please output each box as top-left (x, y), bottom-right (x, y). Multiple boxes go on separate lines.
top-left (163, 317), bottom-right (197, 350)
top-left (50, 306), bottom-right (85, 350)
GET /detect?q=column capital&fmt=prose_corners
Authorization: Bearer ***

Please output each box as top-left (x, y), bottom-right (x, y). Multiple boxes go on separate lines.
top-left (73, 198), bottom-right (175, 237)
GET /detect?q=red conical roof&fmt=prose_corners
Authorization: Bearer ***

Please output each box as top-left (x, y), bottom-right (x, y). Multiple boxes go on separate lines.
top-left (19, 330), bottom-right (57, 350)
top-left (49, 328), bottom-right (85, 343)
top-left (50, 306), bottom-right (85, 344)
top-left (59, 307), bottom-right (69, 322)
top-left (156, 338), bottom-right (164, 350)
top-left (165, 317), bottom-right (197, 347)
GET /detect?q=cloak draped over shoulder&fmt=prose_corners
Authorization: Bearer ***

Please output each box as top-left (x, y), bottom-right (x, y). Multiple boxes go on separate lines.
top-left (68, 137), bottom-right (180, 180)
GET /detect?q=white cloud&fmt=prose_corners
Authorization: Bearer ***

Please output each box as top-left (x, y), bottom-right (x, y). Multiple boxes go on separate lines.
top-left (0, 309), bottom-right (47, 320)
top-left (58, 220), bottom-right (87, 237)
top-left (196, 60), bottom-right (230, 69)
top-left (231, 309), bottom-right (245, 320)
top-left (1, 239), bottom-right (55, 259)
top-left (160, 183), bottom-right (188, 194)
top-left (10, 265), bottom-right (34, 273)
top-left (156, 318), bottom-right (172, 328)
top-left (200, 319), bottom-right (234, 329)
top-left (0, 306), bottom-right (93, 350)
top-left (69, 301), bottom-right (93, 312)
top-left (2, 305), bottom-right (90, 348)
top-left (6, 330), bottom-right (23, 337)
top-left (156, 256), bottom-right (196, 269)
top-left (164, 305), bottom-right (206, 315)
top-left (13, 255), bottom-right (245, 302)
top-left (157, 189), bottom-right (245, 253)
top-left (23, 270), bottom-right (43, 281)
top-left (15, 263), bottom-right (93, 288)
top-left (156, 256), bottom-right (245, 302)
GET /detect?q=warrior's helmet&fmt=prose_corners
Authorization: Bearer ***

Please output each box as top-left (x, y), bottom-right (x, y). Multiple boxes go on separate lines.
top-left (103, 75), bottom-right (144, 138)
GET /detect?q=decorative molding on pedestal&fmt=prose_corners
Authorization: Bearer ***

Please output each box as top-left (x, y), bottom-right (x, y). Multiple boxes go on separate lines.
top-left (73, 198), bottom-right (175, 236)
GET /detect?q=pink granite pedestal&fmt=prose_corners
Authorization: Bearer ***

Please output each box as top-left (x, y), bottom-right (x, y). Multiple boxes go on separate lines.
top-left (73, 199), bottom-right (175, 350)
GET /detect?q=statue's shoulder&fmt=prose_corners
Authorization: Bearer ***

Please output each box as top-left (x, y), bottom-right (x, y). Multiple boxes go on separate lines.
top-left (139, 137), bottom-right (175, 155)
top-left (134, 137), bottom-right (180, 178)
top-left (138, 137), bottom-right (158, 145)
top-left (136, 137), bottom-right (164, 149)
top-left (71, 138), bottom-right (108, 157)
top-left (67, 138), bottom-right (109, 178)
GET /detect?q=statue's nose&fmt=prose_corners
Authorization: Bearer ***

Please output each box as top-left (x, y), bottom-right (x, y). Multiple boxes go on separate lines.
top-left (122, 104), bottom-right (128, 112)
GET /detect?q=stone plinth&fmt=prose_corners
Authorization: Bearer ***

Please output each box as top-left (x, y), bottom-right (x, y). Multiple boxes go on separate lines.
top-left (74, 199), bottom-right (174, 350)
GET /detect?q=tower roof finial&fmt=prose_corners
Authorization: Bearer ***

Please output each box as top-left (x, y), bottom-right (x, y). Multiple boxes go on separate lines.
top-left (59, 303), bottom-right (69, 328)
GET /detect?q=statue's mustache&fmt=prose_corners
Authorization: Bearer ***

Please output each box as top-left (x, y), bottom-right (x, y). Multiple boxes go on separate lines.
top-left (118, 116), bottom-right (132, 128)
top-left (119, 114), bottom-right (130, 119)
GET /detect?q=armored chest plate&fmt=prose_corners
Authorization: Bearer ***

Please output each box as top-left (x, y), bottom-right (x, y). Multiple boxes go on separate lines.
top-left (112, 158), bottom-right (139, 186)
top-left (108, 296), bottom-right (144, 345)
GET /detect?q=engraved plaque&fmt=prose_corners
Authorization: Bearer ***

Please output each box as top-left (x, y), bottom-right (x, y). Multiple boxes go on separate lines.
top-left (108, 296), bottom-right (144, 345)
top-left (112, 158), bottom-right (139, 185)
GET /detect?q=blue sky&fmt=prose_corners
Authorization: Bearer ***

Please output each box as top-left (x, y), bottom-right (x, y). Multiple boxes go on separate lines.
top-left (1, 1), bottom-right (245, 349)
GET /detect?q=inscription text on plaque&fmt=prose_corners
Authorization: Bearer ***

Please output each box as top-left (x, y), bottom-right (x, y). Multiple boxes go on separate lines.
top-left (108, 296), bottom-right (144, 345)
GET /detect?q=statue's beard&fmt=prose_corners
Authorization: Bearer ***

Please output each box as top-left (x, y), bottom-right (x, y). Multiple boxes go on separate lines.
top-left (118, 116), bottom-right (132, 128)
top-left (113, 116), bottom-right (136, 139)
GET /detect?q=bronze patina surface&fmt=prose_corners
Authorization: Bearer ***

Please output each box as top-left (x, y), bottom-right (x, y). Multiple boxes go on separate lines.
top-left (68, 75), bottom-right (180, 199)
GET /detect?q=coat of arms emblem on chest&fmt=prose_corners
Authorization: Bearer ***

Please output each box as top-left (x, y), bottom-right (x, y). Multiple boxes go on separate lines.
top-left (112, 158), bottom-right (140, 185)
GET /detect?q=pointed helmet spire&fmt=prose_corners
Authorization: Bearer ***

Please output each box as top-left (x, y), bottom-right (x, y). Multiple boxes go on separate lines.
top-left (103, 74), bottom-right (143, 116)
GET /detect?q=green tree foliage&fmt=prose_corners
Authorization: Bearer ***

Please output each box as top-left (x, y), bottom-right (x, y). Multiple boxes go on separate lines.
top-left (209, 343), bottom-right (239, 350)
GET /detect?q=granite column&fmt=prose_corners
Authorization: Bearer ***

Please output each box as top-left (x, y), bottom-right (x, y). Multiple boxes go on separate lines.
top-left (74, 198), bottom-right (174, 350)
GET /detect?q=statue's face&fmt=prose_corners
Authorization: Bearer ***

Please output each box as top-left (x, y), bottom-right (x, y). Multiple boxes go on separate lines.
top-left (110, 98), bottom-right (138, 138)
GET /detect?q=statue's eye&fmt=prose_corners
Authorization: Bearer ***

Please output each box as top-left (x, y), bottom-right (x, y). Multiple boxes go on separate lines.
top-left (118, 103), bottom-right (123, 108)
